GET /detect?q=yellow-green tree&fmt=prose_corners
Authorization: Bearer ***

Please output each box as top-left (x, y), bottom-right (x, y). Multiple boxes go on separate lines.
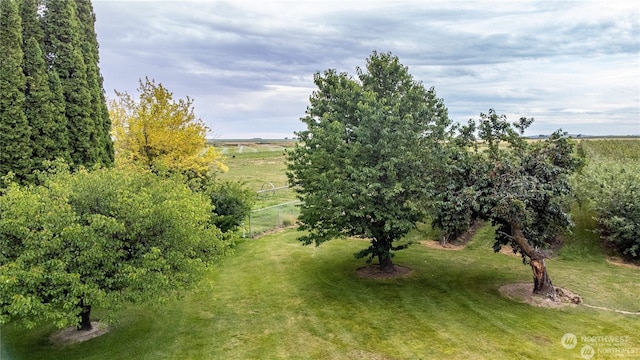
top-left (109, 77), bottom-right (226, 178)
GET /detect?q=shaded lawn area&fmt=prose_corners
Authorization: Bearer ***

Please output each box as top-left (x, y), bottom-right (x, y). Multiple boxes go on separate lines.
top-left (2, 228), bottom-right (639, 359)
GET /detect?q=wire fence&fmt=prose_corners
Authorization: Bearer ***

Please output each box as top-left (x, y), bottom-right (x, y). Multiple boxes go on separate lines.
top-left (242, 200), bottom-right (302, 238)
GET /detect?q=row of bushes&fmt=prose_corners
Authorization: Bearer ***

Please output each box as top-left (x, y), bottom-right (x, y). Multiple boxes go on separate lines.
top-left (574, 140), bottom-right (640, 261)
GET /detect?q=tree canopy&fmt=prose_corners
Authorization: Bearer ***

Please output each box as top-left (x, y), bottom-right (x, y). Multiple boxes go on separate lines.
top-left (287, 51), bottom-right (451, 272)
top-left (433, 110), bottom-right (581, 297)
top-left (109, 77), bottom-right (227, 181)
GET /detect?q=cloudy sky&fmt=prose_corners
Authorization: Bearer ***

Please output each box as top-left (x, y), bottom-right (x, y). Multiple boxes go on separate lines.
top-left (93, 1), bottom-right (640, 138)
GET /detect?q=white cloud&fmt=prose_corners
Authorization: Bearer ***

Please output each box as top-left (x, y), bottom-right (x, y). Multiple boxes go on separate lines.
top-left (94, 0), bottom-right (640, 137)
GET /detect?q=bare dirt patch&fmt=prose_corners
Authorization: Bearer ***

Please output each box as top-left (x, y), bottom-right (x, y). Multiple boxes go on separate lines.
top-left (606, 257), bottom-right (640, 270)
top-left (499, 283), bottom-right (582, 308)
top-left (421, 240), bottom-right (465, 251)
top-left (49, 322), bottom-right (110, 345)
top-left (421, 220), bottom-right (485, 251)
top-left (356, 264), bottom-right (413, 279)
top-left (500, 283), bottom-right (640, 315)
top-left (498, 246), bottom-right (520, 257)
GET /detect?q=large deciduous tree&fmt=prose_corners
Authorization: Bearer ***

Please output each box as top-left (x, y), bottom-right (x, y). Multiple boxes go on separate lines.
top-left (0, 166), bottom-right (231, 331)
top-left (109, 77), bottom-right (227, 180)
top-left (437, 110), bottom-right (581, 298)
top-left (287, 51), bottom-right (451, 273)
top-left (0, 0), bottom-right (33, 183)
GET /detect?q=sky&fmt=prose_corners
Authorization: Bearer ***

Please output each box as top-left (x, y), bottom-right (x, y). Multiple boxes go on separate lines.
top-left (92, 1), bottom-right (640, 139)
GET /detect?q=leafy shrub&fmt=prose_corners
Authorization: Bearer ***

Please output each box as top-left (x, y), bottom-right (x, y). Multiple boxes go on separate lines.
top-left (574, 140), bottom-right (640, 261)
top-left (202, 180), bottom-right (256, 233)
top-left (281, 215), bottom-right (296, 227)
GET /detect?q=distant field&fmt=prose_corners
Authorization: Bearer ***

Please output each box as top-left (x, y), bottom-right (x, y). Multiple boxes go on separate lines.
top-left (213, 140), bottom-right (299, 235)
top-left (214, 140), bottom-right (297, 209)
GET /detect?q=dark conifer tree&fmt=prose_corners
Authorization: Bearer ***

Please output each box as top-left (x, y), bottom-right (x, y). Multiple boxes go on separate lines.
top-left (75, 0), bottom-right (114, 166)
top-left (18, 0), bottom-right (43, 47)
top-left (44, 0), bottom-right (98, 169)
top-left (0, 0), bottom-right (33, 183)
top-left (47, 67), bottom-right (71, 163)
top-left (20, 0), bottom-right (70, 169)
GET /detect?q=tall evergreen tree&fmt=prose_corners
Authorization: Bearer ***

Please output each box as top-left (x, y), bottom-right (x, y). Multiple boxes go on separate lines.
top-left (20, 0), bottom-right (70, 169)
top-left (18, 0), bottom-right (44, 48)
top-left (44, 0), bottom-right (97, 169)
top-left (75, 0), bottom-right (114, 166)
top-left (0, 0), bottom-right (33, 183)
top-left (47, 66), bottom-right (71, 162)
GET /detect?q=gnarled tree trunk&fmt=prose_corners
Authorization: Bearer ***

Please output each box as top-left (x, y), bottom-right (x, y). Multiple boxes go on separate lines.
top-left (531, 258), bottom-right (554, 296)
top-left (510, 223), bottom-right (556, 300)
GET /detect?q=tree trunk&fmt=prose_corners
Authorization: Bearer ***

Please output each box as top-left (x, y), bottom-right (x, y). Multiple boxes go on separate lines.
top-left (530, 258), bottom-right (555, 298)
top-left (78, 303), bottom-right (93, 331)
top-left (510, 223), bottom-right (556, 300)
top-left (377, 252), bottom-right (395, 273)
top-left (440, 234), bottom-right (449, 247)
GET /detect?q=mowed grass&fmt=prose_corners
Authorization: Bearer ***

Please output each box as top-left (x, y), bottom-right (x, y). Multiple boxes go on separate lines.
top-left (2, 225), bottom-right (639, 360)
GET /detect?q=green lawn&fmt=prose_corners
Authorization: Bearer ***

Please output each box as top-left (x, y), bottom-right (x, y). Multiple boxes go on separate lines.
top-left (2, 225), bottom-right (638, 359)
top-left (2, 139), bottom-right (639, 359)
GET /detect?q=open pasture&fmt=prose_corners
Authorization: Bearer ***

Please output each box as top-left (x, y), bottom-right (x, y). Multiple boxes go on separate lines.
top-left (214, 140), bottom-right (297, 209)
